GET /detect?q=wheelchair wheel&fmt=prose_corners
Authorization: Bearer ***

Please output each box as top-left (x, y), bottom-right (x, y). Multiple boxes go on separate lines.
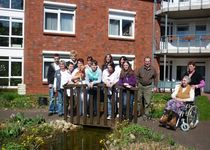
top-left (186, 105), bottom-right (199, 129)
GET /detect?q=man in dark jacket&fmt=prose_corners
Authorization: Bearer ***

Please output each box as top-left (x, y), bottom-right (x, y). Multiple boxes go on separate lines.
top-left (136, 56), bottom-right (158, 119)
top-left (47, 54), bottom-right (60, 116)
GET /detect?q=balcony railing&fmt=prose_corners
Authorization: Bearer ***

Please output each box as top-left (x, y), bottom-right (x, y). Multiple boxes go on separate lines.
top-left (157, 34), bottom-right (210, 54)
top-left (158, 0), bottom-right (210, 12)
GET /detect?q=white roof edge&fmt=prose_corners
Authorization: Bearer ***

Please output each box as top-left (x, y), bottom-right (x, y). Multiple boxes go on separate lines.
top-left (44, 1), bottom-right (77, 8)
top-left (42, 50), bottom-right (71, 55)
top-left (111, 54), bottom-right (135, 58)
top-left (109, 8), bottom-right (136, 15)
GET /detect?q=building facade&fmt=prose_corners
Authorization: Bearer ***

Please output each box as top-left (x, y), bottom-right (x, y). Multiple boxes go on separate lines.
top-left (155, 0), bottom-right (210, 92)
top-left (0, 0), bottom-right (156, 94)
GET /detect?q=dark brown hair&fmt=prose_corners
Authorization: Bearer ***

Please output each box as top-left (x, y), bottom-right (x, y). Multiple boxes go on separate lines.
top-left (120, 60), bottom-right (134, 78)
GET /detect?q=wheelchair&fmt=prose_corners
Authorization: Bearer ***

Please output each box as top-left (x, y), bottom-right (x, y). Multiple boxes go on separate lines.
top-left (175, 101), bottom-right (199, 131)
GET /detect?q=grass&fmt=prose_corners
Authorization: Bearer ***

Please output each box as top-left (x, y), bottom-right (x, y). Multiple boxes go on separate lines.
top-left (196, 96), bottom-right (210, 121)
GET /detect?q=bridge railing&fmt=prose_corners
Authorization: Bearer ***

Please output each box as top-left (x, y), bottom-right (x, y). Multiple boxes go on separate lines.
top-left (63, 84), bottom-right (141, 128)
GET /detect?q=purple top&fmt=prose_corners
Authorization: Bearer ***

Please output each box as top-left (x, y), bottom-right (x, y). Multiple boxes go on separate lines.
top-left (118, 74), bottom-right (137, 87)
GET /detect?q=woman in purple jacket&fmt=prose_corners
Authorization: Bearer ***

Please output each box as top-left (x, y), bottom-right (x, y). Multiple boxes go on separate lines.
top-left (118, 60), bottom-right (137, 118)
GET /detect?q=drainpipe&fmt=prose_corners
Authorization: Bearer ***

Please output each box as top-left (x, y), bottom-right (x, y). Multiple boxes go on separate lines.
top-left (164, 13), bottom-right (168, 91)
top-left (152, 0), bottom-right (157, 63)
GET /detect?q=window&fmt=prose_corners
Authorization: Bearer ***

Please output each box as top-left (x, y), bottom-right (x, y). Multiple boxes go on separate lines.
top-left (0, 56), bottom-right (22, 87)
top-left (109, 9), bottom-right (136, 39)
top-left (177, 25), bottom-right (189, 42)
top-left (176, 66), bottom-right (187, 81)
top-left (42, 51), bottom-right (71, 82)
top-left (111, 54), bottom-right (135, 69)
top-left (0, 16), bottom-right (23, 48)
top-left (44, 1), bottom-right (76, 34)
top-left (0, 0), bottom-right (23, 10)
top-left (196, 25), bottom-right (206, 41)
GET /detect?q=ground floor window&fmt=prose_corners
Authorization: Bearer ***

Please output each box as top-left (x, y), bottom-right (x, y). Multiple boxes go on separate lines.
top-left (42, 51), bottom-right (70, 82)
top-left (111, 54), bottom-right (135, 69)
top-left (0, 56), bottom-right (22, 87)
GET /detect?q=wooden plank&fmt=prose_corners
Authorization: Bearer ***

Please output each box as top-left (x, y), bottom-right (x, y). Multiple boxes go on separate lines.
top-left (133, 90), bottom-right (138, 123)
top-left (103, 87), bottom-right (108, 126)
top-left (126, 90), bottom-right (130, 120)
top-left (76, 87), bottom-right (80, 124)
top-left (64, 88), bottom-right (67, 121)
top-left (96, 86), bottom-right (100, 124)
top-left (111, 91), bottom-right (115, 125)
top-left (90, 94), bottom-right (94, 125)
top-left (70, 87), bottom-right (74, 123)
top-left (83, 86), bottom-right (87, 124)
top-left (118, 89), bottom-right (122, 122)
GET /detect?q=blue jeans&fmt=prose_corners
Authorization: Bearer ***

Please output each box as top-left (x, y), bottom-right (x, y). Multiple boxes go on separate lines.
top-left (57, 89), bottom-right (64, 115)
top-left (108, 94), bottom-right (116, 116)
top-left (49, 87), bottom-right (58, 113)
top-left (122, 90), bottom-right (134, 115)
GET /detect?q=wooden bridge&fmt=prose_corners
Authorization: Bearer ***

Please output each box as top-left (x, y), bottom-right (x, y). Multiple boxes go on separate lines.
top-left (63, 84), bottom-right (143, 128)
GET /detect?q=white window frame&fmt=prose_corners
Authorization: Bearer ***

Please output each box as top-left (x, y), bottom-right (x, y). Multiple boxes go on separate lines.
top-left (0, 16), bottom-right (24, 48)
top-left (43, 1), bottom-right (76, 34)
top-left (111, 54), bottom-right (135, 69)
top-left (0, 56), bottom-right (23, 88)
top-left (42, 51), bottom-right (71, 82)
top-left (0, 0), bottom-right (24, 11)
top-left (108, 9), bottom-right (136, 39)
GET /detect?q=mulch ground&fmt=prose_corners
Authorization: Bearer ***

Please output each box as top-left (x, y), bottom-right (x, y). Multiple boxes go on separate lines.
top-left (0, 108), bottom-right (210, 150)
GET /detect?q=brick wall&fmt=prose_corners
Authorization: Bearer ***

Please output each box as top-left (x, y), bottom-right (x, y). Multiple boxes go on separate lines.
top-left (24, 0), bottom-right (157, 94)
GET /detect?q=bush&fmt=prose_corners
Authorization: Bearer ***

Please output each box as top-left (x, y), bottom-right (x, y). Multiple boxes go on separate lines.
top-left (0, 92), bottom-right (47, 109)
top-left (101, 121), bottom-right (188, 150)
top-left (2, 142), bottom-right (26, 150)
top-left (0, 113), bottom-right (54, 150)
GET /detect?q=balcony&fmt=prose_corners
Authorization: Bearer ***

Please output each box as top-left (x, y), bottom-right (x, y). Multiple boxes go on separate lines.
top-left (155, 34), bottom-right (210, 55)
top-left (156, 0), bottom-right (210, 18)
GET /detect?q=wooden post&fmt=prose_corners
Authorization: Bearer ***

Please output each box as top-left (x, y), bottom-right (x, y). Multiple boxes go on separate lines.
top-left (83, 86), bottom-right (87, 124)
top-left (97, 86), bottom-right (101, 124)
top-left (104, 87), bottom-right (108, 126)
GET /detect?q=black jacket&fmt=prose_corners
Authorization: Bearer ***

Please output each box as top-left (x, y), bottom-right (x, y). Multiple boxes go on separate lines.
top-left (47, 63), bottom-right (55, 84)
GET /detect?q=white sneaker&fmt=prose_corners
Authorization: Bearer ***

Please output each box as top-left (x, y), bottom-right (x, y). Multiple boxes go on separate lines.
top-left (107, 115), bottom-right (111, 120)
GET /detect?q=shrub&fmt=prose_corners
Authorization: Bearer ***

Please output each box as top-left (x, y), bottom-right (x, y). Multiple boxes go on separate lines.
top-left (0, 92), bottom-right (47, 109)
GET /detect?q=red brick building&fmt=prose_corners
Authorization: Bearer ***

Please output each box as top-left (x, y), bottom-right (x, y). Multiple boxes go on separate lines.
top-left (0, 0), bottom-right (158, 94)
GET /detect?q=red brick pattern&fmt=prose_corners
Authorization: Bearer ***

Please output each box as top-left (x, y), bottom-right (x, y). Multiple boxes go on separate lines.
top-left (24, 0), bottom-right (157, 94)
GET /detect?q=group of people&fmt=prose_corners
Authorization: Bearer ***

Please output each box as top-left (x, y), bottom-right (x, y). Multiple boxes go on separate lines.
top-left (47, 53), bottom-right (158, 119)
top-left (47, 52), bottom-right (205, 126)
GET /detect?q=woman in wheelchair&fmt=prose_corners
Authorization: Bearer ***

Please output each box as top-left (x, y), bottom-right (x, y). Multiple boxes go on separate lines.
top-left (159, 76), bottom-right (195, 129)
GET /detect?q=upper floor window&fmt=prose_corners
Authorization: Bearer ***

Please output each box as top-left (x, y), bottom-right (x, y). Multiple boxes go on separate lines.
top-left (196, 25), bottom-right (206, 41)
top-left (196, 25), bottom-right (206, 35)
top-left (109, 9), bottom-right (136, 39)
top-left (0, 0), bottom-right (23, 10)
top-left (44, 1), bottom-right (76, 34)
top-left (0, 16), bottom-right (23, 48)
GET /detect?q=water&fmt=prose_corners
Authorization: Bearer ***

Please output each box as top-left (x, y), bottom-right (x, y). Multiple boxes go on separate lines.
top-left (40, 126), bottom-right (110, 150)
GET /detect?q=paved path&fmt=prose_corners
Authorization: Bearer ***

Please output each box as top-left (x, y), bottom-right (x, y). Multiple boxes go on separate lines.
top-left (0, 108), bottom-right (210, 150)
top-left (138, 118), bottom-right (210, 150)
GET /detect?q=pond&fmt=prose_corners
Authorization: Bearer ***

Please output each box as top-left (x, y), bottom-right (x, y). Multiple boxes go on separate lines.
top-left (40, 126), bottom-right (110, 150)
